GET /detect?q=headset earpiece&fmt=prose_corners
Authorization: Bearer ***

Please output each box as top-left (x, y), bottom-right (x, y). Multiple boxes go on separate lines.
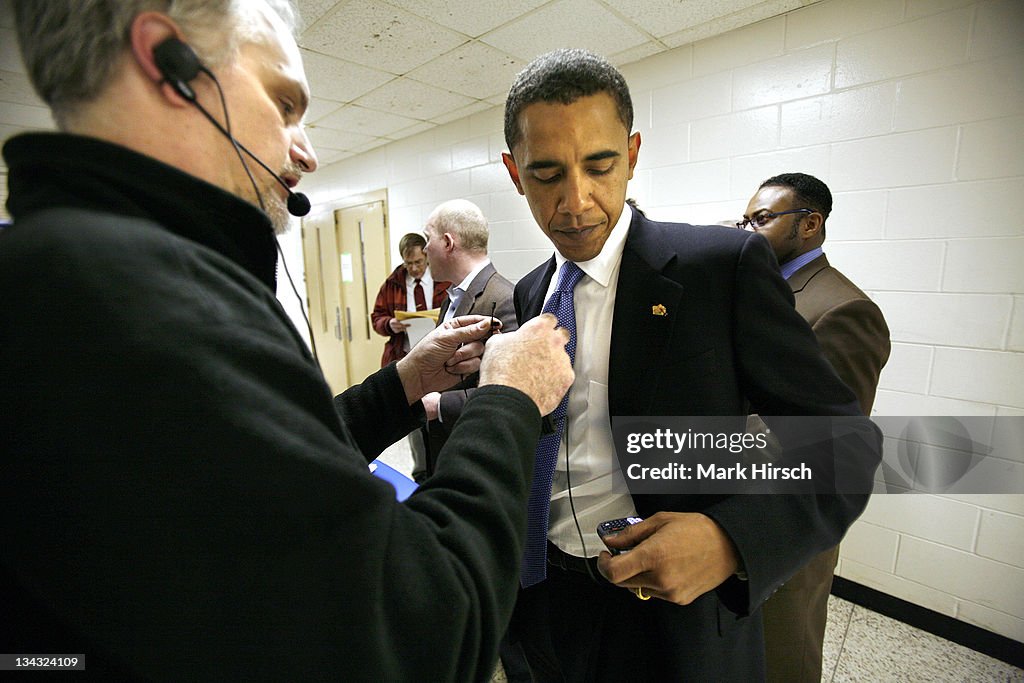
top-left (153, 37), bottom-right (201, 101)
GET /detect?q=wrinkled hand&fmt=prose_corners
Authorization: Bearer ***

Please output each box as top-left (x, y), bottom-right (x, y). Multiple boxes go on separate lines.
top-left (396, 315), bottom-right (492, 404)
top-left (479, 314), bottom-right (574, 416)
top-left (422, 392), bottom-right (441, 421)
top-left (597, 512), bottom-right (740, 605)
top-left (388, 317), bottom-right (410, 334)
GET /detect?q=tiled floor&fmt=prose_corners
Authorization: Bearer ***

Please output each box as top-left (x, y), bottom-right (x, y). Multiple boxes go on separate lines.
top-left (377, 440), bottom-right (1023, 682)
top-left (822, 596), bottom-right (1020, 682)
top-left (488, 596), bottom-right (1022, 682)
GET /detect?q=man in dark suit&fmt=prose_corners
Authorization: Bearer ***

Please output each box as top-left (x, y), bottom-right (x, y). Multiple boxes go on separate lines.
top-left (421, 199), bottom-right (519, 440)
top-left (499, 48), bottom-right (881, 680)
top-left (742, 173), bottom-right (891, 683)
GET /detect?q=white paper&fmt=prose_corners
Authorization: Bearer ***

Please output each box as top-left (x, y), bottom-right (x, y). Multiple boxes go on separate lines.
top-left (340, 253), bottom-right (354, 283)
top-left (405, 317), bottom-right (435, 348)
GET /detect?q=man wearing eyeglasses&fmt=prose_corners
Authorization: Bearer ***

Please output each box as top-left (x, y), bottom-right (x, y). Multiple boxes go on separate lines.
top-left (371, 232), bottom-right (451, 368)
top-left (742, 172), bottom-right (891, 683)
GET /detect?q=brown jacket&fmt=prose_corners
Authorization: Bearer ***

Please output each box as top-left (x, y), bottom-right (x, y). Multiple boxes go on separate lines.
top-left (789, 253), bottom-right (890, 414)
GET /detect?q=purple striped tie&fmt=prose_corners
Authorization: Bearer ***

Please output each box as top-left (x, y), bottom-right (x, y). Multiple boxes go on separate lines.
top-left (521, 260), bottom-right (586, 588)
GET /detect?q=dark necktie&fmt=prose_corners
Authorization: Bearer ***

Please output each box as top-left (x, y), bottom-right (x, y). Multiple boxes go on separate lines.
top-left (413, 279), bottom-right (427, 311)
top-left (521, 260), bottom-right (585, 588)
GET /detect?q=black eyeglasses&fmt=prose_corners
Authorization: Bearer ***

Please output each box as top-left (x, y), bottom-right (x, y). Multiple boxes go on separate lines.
top-left (735, 208), bottom-right (814, 231)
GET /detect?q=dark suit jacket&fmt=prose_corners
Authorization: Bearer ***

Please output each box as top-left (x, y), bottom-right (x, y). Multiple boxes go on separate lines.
top-left (790, 254), bottom-right (890, 414)
top-left (426, 263), bottom-right (518, 466)
top-left (513, 207), bottom-right (881, 676)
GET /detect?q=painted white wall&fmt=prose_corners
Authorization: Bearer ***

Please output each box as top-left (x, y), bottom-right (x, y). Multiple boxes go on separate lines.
top-left (296, 0), bottom-right (1024, 643)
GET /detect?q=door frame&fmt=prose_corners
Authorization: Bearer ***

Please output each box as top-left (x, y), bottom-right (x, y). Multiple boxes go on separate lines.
top-left (300, 189), bottom-right (391, 392)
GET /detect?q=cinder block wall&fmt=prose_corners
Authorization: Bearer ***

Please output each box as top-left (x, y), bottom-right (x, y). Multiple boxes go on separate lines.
top-left (296, 0), bottom-right (1024, 642)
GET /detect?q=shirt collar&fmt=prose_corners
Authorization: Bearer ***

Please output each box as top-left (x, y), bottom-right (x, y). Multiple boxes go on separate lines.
top-left (451, 258), bottom-right (491, 295)
top-left (780, 246), bottom-right (824, 280)
top-left (407, 271), bottom-right (431, 287)
top-left (552, 205), bottom-right (632, 287)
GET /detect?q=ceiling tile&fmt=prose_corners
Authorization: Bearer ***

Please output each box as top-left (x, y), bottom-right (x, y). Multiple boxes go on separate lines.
top-left (661, 0), bottom-right (802, 49)
top-left (295, 0), bottom-right (342, 28)
top-left (0, 2), bottom-right (805, 163)
top-left (386, 0), bottom-right (549, 38)
top-left (430, 100), bottom-right (493, 125)
top-left (406, 41), bottom-right (524, 100)
top-left (306, 125), bottom-right (377, 152)
top-left (301, 0), bottom-right (468, 74)
top-left (355, 78), bottom-right (476, 121)
top-left (316, 104), bottom-right (423, 137)
top-left (305, 97), bottom-right (345, 124)
top-left (300, 49), bottom-right (395, 103)
top-left (609, 41), bottom-right (666, 66)
top-left (610, 0), bottom-right (764, 39)
top-left (350, 138), bottom-right (392, 155)
top-left (481, 0), bottom-right (650, 62)
top-left (389, 121), bottom-right (436, 140)
top-left (316, 147), bottom-right (357, 166)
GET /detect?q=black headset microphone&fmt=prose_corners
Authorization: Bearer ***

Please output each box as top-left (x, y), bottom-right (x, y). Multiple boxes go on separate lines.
top-left (152, 37), bottom-right (310, 217)
top-left (153, 37), bottom-right (319, 361)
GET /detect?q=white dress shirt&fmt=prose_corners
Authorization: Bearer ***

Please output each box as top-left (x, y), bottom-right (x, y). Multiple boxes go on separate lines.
top-left (402, 270), bottom-right (434, 353)
top-left (544, 207), bottom-right (638, 557)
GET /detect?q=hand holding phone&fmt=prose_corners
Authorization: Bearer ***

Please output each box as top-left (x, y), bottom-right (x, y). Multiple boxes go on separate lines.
top-left (597, 516), bottom-right (644, 555)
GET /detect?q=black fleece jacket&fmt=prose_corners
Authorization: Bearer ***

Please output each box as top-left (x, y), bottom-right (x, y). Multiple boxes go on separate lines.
top-left (1, 133), bottom-right (540, 681)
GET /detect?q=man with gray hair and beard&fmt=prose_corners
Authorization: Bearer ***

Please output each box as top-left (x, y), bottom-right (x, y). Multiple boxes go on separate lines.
top-left (0, 1), bottom-right (573, 679)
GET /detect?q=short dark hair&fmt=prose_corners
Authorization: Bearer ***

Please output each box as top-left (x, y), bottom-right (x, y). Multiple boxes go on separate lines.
top-left (504, 49), bottom-right (633, 155)
top-left (759, 173), bottom-right (833, 222)
top-left (398, 233), bottom-right (426, 258)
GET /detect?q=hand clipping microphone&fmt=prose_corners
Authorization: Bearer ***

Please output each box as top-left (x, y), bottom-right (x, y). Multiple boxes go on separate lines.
top-left (152, 37), bottom-right (310, 217)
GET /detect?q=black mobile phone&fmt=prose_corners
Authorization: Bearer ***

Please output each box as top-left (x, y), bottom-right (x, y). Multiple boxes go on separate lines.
top-left (596, 516), bottom-right (643, 555)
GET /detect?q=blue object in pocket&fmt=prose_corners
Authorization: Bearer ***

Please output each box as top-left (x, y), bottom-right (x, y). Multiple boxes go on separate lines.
top-left (369, 459), bottom-right (419, 501)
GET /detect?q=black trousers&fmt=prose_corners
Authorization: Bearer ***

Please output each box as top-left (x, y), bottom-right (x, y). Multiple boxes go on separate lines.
top-left (508, 550), bottom-right (766, 682)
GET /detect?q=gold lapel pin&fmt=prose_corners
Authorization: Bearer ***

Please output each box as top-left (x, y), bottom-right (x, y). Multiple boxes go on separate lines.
top-left (652, 304), bottom-right (667, 317)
